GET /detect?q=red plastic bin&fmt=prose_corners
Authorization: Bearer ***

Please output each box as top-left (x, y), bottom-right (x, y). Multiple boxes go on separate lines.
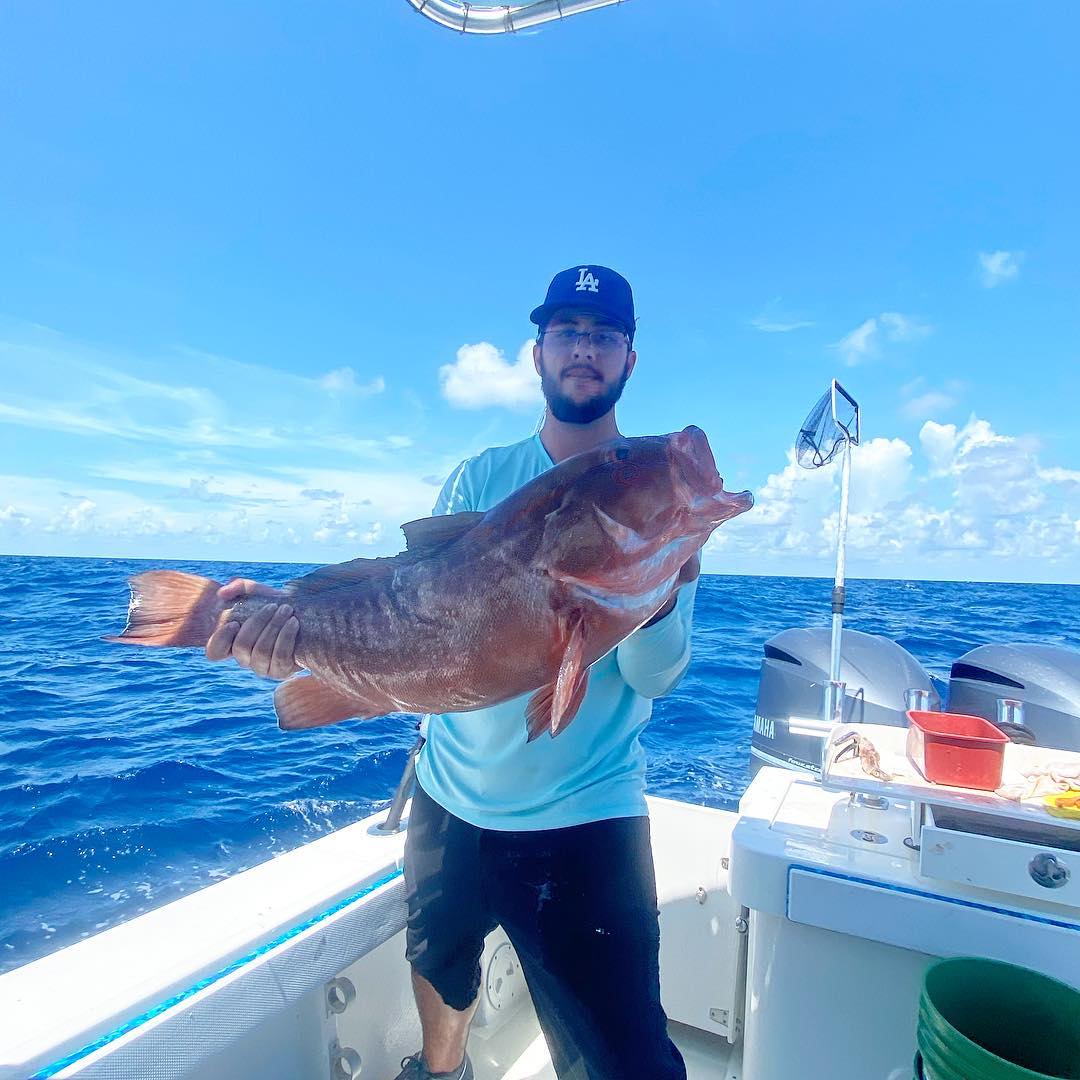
top-left (906, 710), bottom-right (1009, 790)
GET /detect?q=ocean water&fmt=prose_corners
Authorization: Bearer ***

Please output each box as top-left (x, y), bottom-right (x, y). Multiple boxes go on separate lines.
top-left (2, 555), bottom-right (1079, 976)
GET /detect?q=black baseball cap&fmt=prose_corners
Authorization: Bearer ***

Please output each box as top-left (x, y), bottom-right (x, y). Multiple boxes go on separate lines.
top-left (530, 265), bottom-right (637, 342)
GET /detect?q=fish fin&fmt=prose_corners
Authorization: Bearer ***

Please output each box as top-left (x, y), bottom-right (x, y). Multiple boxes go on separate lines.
top-left (525, 612), bottom-right (590, 741)
top-left (274, 675), bottom-right (380, 730)
top-left (285, 556), bottom-right (399, 599)
top-left (104, 571), bottom-right (224, 647)
top-left (283, 513), bottom-right (486, 600)
top-left (401, 512), bottom-right (485, 552)
top-left (525, 675), bottom-right (590, 742)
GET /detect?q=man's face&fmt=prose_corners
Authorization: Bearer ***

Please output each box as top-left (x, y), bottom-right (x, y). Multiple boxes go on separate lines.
top-left (533, 309), bottom-right (637, 424)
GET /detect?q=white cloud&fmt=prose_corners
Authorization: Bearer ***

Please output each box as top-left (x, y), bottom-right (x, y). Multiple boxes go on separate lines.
top-left (901, 391), bottom-right (956, 420)
top-left (0, 505), bottom-right (30, 531)
top-left (439, 340), bottom-right (542, 411)
top-left (47, 498), bottom-right (98, 534)
top-left (919, 418), bottom-right (1045, 518)
top-left (879, 312), bottom-right (932, 342)
top-left (919, 417), bottom-right (1007, 478)
top-left (0, 389), bottom-right (414, 462)
top-left (313, 513), bottom-right (384, 546)
top-left (0, 329), bottom-right (401, 459)
top-left (186, 478), bottom-right (230, 502)
top-left (317, 367), bottom-right (385, 396)
top-left (979, 250), bottom-right (1023, 288)
top-left (0, 385), bottom-right (291, 449)
top-left (834, 317), bottom-right (880, 365)
top-left (849, 438), bottom-right (914, 511)
top-left (272, 466), bottom-right (438, 526)
top-left (1039, 467), bottom-right (1080, 490)
top-left (312, 433), bottom-right (414, 457)
top-left (90, 463), bottom-right (292, 503)
top-left (833, 312), bottom-right (933, 366)
top-left (899, 379), bottom-right (962, 421)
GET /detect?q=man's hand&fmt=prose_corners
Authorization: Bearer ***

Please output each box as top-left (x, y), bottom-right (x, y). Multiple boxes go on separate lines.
top-left (205, 578), bottom-right (301, 679)
top-left (676, 549), bottom-right (702, 587)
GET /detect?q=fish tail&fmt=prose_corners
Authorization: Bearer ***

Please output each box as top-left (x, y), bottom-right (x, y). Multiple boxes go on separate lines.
top-left (104, 570), bottom-right (224, 647)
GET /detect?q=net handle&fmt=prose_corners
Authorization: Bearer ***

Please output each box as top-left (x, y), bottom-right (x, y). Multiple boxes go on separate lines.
top-left (823, 380), bottom-right (860, 707)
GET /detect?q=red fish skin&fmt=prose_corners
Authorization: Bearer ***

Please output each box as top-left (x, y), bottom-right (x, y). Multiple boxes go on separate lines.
top-left (278, 549), bottom-right (563, 715)
top-left (114, 428), bottom-right (753, 731)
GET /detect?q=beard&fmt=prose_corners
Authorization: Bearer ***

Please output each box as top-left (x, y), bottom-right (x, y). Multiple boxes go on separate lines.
top-left (540, 357), bottom-right (631, 425)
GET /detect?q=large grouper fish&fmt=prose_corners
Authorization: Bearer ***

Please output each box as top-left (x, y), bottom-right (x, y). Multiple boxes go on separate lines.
top-left (107, 426), bottom-right (753, 741)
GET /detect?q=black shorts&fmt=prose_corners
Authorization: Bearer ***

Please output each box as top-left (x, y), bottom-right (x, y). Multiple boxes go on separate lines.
top-left (404, 781), bottom-right (686, 1080)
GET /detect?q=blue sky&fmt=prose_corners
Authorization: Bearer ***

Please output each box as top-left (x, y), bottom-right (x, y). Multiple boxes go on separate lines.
top-left (1, 1), bottom-right (1078, 582)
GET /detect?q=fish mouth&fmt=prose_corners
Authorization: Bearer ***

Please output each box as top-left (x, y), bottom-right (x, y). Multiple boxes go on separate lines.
top-left (704, 486), bottom-right (755, 524)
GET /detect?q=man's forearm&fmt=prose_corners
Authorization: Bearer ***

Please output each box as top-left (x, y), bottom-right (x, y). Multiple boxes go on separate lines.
top-left (616, 579), bottom-right (698, 698)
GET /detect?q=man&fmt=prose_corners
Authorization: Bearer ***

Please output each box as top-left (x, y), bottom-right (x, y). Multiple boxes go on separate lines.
top-left (208, 266), bottom-right (698, 1080)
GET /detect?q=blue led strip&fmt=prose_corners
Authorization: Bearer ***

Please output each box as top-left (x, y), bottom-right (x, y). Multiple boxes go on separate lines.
top-left (787, 864), bottom-right (1080, 934)
top-left (31, 867), bottom-right (405, 1079)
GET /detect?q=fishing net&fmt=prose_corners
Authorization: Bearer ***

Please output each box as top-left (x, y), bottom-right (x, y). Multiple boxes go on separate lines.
top-left (795, 382), bottom-right (860, 469)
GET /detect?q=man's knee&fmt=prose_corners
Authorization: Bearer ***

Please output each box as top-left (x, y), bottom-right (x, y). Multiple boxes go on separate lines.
top-left (405, 933), bottom-right (485, 1012)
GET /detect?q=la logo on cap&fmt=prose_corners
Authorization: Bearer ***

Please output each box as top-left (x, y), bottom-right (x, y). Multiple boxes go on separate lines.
top-left (574, 268), bottom-right (600, 293)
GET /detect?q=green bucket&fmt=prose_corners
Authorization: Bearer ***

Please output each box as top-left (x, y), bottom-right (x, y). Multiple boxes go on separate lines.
top-left (916, 957), bottom-right (1080, 1080)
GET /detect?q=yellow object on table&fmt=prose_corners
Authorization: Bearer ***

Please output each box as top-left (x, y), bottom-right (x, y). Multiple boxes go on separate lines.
top-left (1044, 792), bottom-right (1080, 820)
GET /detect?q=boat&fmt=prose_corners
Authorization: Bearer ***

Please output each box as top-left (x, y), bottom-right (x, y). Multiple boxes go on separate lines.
top-left (4, 4), bottom-right (1079, 1078)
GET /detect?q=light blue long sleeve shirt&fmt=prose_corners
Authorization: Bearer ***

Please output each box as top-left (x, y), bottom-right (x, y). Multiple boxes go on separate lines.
top-left (414, 434), bottom-right (698, 831)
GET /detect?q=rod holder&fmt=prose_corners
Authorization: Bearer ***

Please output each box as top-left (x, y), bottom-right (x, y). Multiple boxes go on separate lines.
top-left (818, 680), bottom-right (847, 777)
top-left (996, 697), bottom-right (1035, 745)
top-left (822, 680), bottom-right (847, 725)
top-left (905, 687), bottom-right (931, 713)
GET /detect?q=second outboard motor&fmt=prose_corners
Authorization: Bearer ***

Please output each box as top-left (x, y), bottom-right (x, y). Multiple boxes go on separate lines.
top-left (750, 627), bottom-right (939, 776)
top-left (948, 644), bottom-right (1080, 752)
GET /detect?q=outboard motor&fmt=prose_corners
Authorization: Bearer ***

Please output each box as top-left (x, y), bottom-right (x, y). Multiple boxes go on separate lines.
top-left (750, 627), bottom-right (940, 776)
top-left (948, 644), bottom-right (1080, 751)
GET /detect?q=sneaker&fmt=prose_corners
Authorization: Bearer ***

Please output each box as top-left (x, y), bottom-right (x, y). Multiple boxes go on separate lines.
top-left (393, 1051), bottom-right (474, 1080)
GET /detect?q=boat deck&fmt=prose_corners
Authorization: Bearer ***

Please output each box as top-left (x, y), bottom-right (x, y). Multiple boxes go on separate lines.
top-left (467, 1006), bottom-right (739, 1080)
